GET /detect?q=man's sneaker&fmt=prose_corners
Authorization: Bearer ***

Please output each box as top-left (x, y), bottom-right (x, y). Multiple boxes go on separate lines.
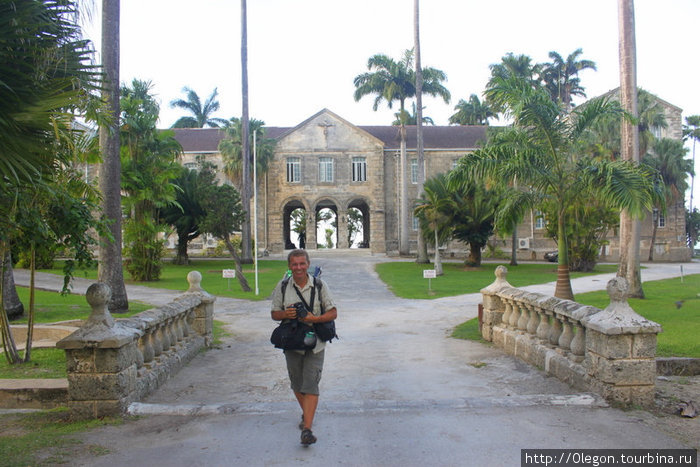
top-left (300, 428), bottom-right (317, 446)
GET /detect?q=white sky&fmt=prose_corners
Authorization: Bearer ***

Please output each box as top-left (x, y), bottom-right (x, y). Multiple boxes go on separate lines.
top-left (83, 0), bottom-right (700, 207)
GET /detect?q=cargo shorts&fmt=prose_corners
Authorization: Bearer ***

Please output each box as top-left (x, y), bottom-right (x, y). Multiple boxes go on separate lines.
top-left (284, 349), bottom-right (325, 395)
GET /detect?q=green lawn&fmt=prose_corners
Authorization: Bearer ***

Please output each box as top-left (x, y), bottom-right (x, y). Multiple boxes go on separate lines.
top-left (44, 259), bottom-right (289, 301)
top-left (11, 287), bottom-right (149, 324)
top-left (375, 261), bottom-right (619, 299)
top-left (575, 274), bottom-right (700, 358)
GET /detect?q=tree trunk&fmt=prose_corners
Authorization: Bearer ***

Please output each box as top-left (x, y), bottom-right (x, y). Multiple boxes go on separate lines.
top-left (174, 234), bottom-right (190, 265)
top-left (617, 0), bottom-right (644, 298)
top-left (554, 216), bottom-right (574, 300)
top-left (399, 124), bottom-right (409, 256)
top-left (434, 228), bottom-right (443, 276)
top-left (223, 236), bottom-right (251, 292)
top-left (98, 0), bottom-right (129, 312)
top-left (466, 243), bottom-right (483, 267)
top-left (414, 0), bottom-right (429, 264)
top-left (648, 217), bottom-right (657, 261)
top-left (2, 251), bottom-right (24, 320)
top-left (509, 227), bottom-right (518, 266)
top-left (240, 0), bottom-right (253, 264)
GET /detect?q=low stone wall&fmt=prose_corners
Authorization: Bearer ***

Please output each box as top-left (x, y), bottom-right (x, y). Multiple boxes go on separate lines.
top-left (56, 271), bottom-right (215, 419)
top-left (480, 266), bottom-right (662, 407)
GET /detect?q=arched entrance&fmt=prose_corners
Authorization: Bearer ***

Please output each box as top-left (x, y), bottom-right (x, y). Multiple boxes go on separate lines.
top-left (283, 201), bottom-right (307, 250)
top-left (315, 200), bottom-right (338, 249)
top-left (348, 199), bottom-right (370, 249)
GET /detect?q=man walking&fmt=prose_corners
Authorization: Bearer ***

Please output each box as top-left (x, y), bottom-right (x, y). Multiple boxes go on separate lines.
top-left (271, 249), bottom-right (337, 445)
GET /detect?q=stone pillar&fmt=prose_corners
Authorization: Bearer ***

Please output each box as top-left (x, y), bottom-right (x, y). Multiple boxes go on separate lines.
top-left (185, 271), bottom-right (215, 346)
top-left (479, 265), bottom-right (512, 341)
top-left (56, 282), bottom-right (141, 419)
top-left (337, 208), bottom-right (349, 249)
top-left (582, 277), bottom-right (662, 407)
top-left (307, 211), bottom-right (317, 250)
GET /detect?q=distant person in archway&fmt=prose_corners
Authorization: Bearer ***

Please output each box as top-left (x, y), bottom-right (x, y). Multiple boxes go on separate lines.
top-left (270, 249), bottom-right (337, 445)
top-left (298, 231), bottom-right (306, 249)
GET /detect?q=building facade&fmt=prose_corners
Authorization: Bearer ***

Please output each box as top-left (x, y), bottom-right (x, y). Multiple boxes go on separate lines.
top-left (172, 101), bottom-right (690, 262)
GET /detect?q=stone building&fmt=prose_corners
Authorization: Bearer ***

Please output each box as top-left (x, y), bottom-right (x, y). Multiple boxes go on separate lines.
top-left (172, 96), bottom-right (690, 261)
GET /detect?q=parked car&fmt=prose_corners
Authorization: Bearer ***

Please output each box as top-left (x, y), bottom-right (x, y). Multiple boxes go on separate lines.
top-left (544, 251), bottom-right (558, 262)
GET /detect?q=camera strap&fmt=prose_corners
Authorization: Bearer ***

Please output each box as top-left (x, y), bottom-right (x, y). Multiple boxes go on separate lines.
top-left (293, 282), bottom-right (315, 314)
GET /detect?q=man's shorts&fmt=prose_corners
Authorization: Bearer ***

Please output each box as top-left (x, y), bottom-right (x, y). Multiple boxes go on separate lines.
top-left (284, 349), bottom-right (325, 395)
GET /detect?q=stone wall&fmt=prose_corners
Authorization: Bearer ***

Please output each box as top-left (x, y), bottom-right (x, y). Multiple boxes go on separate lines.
top-left (480, 266), bottom-right (662, 407)
top-left (56, 271), bottom-right (215, 418)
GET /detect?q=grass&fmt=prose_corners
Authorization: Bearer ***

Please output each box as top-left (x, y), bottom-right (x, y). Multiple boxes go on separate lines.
top-left (576, 274), bottom-right (700, 358)
top-left (0, 348), bottom-right (67, 379)
top-left (375, 261), bottom-right (618, 299)
top-left (450, 273), bottom-right (700, 359)
top-left (44, 259), bottom-right (289, 301)
top-left (11, 287), bottom-right (149, 324)
top-left (0, 408), bottom-right (121, 467)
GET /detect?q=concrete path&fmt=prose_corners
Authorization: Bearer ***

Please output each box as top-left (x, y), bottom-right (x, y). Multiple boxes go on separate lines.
top-left (11, 255), bottom-right (700, 466)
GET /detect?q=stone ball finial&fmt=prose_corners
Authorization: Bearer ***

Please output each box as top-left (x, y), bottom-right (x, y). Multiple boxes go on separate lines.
top-left (187, 271), bottom-right (203, 293)
top-left (606, 276), bottom-right (629, 303)
top-left (86, 282), bottom-right (112, 308)
top-left (495, 265), bottom-right (508, 281)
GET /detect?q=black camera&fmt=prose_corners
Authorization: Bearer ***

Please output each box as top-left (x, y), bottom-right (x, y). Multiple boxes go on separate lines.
top-left (292, 302), bottom-right (308, 319)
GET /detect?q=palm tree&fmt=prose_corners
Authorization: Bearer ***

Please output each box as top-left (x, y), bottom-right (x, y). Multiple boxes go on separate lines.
top-left (97, 0), bottom-right (129, 312)
top-left (449, 94), bottom-right (495, 125)
top-left (541, 49), bottom-right (597, 109)
top-left (170, 87), bottom-right (227, 128)
top-left (219, 118), bottom-right (276, 189)
top-left (643, 138), bottom-right (693, 260)
top-left (618, 0), bottom-right (644, 298)
top-left (392, 102), bottom-right (434, 125)
top-left (240, 0), bottom-right (252, 264)
top-left (451, 75), bottom-right (655, 300)
top-left (485, 53), bottom-right (541, 114)
top-left (683, 115), bottom-right (700, 212)
top-left (354, 49), bottom-right (450, 255)
top-left (414, 174), bottom-right (453, 276)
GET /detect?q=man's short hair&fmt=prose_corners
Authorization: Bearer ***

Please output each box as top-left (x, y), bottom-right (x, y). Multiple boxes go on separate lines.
top-left (287, 249), bottom-right (310, 265)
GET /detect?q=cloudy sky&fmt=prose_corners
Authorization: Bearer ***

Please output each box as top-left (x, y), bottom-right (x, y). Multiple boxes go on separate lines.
top-left (83, 0), bottom-right (700, 204)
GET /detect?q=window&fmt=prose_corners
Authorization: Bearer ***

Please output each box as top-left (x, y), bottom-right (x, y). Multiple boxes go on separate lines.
top-left (319, 157), bottom-right (334, 182)
top-left (452, 159), bottom-right (460, 171)
top-left (287, 157), bottom-right (300, 183)
top-left (352, 157), bottom-right (367, 182)
top-left (412, 215), bottom-right (420, 231)
top-left (534, 210), bottom-right (545, 230)
top-left (654, 208), bottom-right (666, 228)
top-left (410, 158), bottom-right (418, 184)
top-left (183, 162), bottom-right (197, 170)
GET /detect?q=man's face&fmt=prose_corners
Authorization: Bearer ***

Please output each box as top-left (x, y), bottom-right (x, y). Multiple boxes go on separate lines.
top-left (289, 255), bottom-right (310, 282)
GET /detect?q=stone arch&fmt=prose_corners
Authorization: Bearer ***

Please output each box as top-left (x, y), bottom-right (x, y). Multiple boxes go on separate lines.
top-left (347, 197), bottom-right (371, 248)
top-left (313, 197), bottom-right (341, 249)
top-left (281, 198), bottom-right (310, 250)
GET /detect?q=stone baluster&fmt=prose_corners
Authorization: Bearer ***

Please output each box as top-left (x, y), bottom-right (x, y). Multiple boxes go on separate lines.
top-left (174, 314), bottom-right (185, 341)
top-left (501, 298), bottom-right (513, 327)
top-left (510, 300), bottom-right (521, 328)
top-left (141, 328), bottom-right (155, 364)
top-left (526, 302), bottom-right (539, 335)
top-left (160, 321), bottom-right (171, 350)
top-left (152, 324), bottom-right (164, 357)
top-left (183, 309), bottom-right (194, 337)
top-left (558, 318), bottom-right (573, 351)
top-left (517, 300), bottom-right (529, 331)
top-left (549, 315), bottom-right (563, 347)
top-left (569, 320), bottom-right (585, 358)
top-left (535, 306), bottom-right (550, 341)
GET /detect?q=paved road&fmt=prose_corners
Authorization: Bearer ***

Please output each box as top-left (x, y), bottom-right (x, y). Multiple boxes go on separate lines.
top-left (12, 254), bottom-right (700, 466)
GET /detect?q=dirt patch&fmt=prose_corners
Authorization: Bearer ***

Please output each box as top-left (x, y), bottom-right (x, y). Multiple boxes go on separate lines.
top-left (632, 375), bottom-right (700, 450)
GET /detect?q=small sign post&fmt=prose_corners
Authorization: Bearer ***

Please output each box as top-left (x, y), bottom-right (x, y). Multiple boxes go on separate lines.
top-left (423, 269), bottom-right (437, 294)
top-left (222, 269), bottom-right (236, 290)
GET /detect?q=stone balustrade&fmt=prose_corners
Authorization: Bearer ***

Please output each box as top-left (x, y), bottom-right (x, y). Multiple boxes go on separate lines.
top-left (480, 266), bottom-right (662, 407)
top-left (56, 271), bottom-right (215, 418)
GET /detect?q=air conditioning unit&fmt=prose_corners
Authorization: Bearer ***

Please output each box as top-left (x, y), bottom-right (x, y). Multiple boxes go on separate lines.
top-left (517, 237), bottom-right (531, 250)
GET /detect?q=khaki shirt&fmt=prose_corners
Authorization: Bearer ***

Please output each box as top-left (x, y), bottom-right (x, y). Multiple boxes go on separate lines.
top-left (271, 273), bottom-right (336, 353)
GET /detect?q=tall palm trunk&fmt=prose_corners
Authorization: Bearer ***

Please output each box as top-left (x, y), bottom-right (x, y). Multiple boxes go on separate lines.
top-left (399, 123), bottom-right (409, 255)
top-left (240, 0), bottom-right (252, 263)
top-left (617, 0), bottom-right (644, 298)
top-left (554, 211), bottom-right (574, 300)
top-left (414, 0), bottom-right (429, 263)
top-left (98, 0), bottom-right (129, 312)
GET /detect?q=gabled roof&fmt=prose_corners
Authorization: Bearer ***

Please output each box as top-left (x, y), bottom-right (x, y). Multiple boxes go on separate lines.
top-left (171, 112), bottom-right (489, 153)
